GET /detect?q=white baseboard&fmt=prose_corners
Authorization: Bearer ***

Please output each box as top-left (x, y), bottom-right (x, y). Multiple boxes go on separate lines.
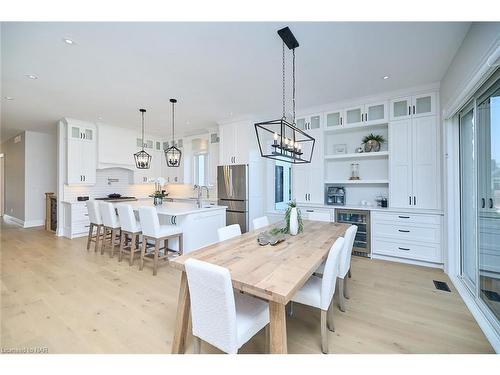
top-left (449, 274), bottom-right (500, 353)
top-left (3, 214), bottom-right (24, 227)
top-left (23, 219), bottom-right (45, 228)
top-left (371, 253), bottom-right (444, 269)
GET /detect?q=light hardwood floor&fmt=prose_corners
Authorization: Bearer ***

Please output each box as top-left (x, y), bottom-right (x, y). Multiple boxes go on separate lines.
top-left (0, 222), bottom-right (494, 354)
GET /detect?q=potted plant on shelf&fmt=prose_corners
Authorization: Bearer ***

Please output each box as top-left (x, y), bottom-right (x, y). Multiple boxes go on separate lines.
top-left (284, 200), bottom-right (303, 235)
top-left (362, 133), bottom-right (385, 152)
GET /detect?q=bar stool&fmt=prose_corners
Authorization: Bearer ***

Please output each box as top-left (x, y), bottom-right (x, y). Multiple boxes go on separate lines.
top-left (99, 201), bottom-right (121, 257)
top-left (116, 204), bottom-right (142, 266)
top-left (138, 206), bottom-right (183, 275)
top-left (85, 200), bottom-right (104, 252)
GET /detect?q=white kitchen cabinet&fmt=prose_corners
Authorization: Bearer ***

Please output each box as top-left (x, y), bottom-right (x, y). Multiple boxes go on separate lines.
top-left (344, 105), bottom-right (363, 126)
top-left (219, 122), bottom-right (252, 165)
top-left (329, 102), bottom-right (387, 128)
top-left (371, 211), bottom-right (443, 265)
top-left (325, 109), bottom-right (344, 128)
top-left (389, 115), bottom-right (440, 209)
top-left (390, 92), bottom-right (436, 121)
top-left (296, 113), bottom-right (322, 130)
top-left (364, 101), bottom-right (388, 125)
top-left (62, 202), bottom-right (90, 239)
top-left (293, 128), bottom-right (323, 204)
top-left (67, 122), bottom-right (96, 185)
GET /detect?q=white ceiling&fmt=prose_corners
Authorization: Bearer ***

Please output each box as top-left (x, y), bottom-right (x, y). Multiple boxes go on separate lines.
top-left (0, 22), bottom-right (470, 141)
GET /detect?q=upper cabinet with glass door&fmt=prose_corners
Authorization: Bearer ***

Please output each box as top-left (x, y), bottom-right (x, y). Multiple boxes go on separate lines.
top-left (325, 101), bottom-right (388, 129)
top-left (295, 113), bottom-right (322, 131)
top-left (390, 92), bottom-right (436, 121)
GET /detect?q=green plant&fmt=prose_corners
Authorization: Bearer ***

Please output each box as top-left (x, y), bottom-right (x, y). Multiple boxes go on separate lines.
top-left (283, 200), bottom-right (304, 234)
top-left (362, 133), bottom-right (385, 144)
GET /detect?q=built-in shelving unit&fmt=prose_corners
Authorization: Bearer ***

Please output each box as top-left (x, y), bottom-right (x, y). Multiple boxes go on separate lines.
top-left (324, 122), bottom-right (388, 133)
top-left (324, 151), bottom-right (389, 160)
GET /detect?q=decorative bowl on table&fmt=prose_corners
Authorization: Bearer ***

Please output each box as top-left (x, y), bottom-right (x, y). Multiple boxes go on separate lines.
top-left (257, 229), bottom-right (286, 246)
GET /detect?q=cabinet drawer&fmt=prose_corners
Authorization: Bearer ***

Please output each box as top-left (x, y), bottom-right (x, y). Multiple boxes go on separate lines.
top-left (301, 208), bottom-right (332, 222)
top-left (373, 222), bottom-right (441, 243)
top-left (373, 238), bottom-right (441, 263)
top-left (72, 221), bottom-right (90, 234)
top-left (372, 211), bottom-right (441, 225)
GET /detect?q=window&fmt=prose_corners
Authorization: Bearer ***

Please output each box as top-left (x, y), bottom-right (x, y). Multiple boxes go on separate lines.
top-left (194, 153), bottom-right (208, 186)
top-left (274, 160), bottom-right (292, 210)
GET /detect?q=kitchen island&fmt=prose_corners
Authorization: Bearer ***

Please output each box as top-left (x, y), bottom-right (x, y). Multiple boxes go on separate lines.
top-left (115, 200), bottom-right (226, 254)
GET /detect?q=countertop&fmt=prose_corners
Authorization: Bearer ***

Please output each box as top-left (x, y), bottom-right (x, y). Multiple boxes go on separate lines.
top-left (269, 203), bottom-right (444, 216)
top-left (113, 200), bottom-right (226, 216)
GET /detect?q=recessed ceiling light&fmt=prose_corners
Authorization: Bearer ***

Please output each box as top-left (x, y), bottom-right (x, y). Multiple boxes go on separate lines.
top-left (25, 74), bottom-right (38, 80)
top-left (383, 75), bottom-right (390, 80)
top-left (97, 116), bottom-right (103, 121)
top-left (3, 96), bottom-right (14, 100)
top-left (63, 38), bottom-right (75, 45)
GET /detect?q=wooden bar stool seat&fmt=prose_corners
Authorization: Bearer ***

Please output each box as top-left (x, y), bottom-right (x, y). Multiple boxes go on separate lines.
top-left (99, 201), bottom-right (121, 257)
top-left (85, 200), bottom-right (105, 253)
top-left (138, 207), bottom-right (183, 275)
top-left (116, 204), bottom-right (143, 266)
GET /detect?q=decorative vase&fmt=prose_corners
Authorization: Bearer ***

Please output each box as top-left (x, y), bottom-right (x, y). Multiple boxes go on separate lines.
top-left (364, 140), bottom-right (380, 152)
top-left (289, 207), bottom-right (298, 236)
top-left (153, 196), bottom-right (163, 206)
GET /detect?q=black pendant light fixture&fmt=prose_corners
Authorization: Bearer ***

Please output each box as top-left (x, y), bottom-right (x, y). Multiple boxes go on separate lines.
top-left (134, 108), bottom-right (152, 169)
top-left (255, 26), bottom-right (315, 164)
top-left (165, 98), bottom-right (182, 167)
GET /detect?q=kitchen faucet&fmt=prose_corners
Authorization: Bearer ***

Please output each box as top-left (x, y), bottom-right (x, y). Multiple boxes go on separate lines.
top-left (193, 185), bottom-right (210, 208)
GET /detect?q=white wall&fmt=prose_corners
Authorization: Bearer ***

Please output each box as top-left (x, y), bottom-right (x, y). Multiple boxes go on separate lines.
top-left (440, 22), bottom-right (500, 112)
top-left (0, 132), bottom-right (25, 221)
top-left (24, 131), bottom-right (57, 226)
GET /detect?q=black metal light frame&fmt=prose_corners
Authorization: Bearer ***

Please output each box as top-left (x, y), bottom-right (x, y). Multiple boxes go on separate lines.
top-left (165, 98), bottom-right (182, 167)
top-left (255, 118), bottom-right (315, 164)
top-left (134, 108), bottom-right (152, 169)
top-left (255, 26), bottom-right (315, 164)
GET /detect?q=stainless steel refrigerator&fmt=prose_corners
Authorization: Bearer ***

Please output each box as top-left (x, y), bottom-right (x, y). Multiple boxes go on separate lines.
top-left (217, 165), bottom-right (249, 233)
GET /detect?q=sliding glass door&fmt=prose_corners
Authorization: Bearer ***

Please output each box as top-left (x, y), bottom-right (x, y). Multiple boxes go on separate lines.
top-left (459, 71), bottom-right (500, 323)
top-left (477, 82), bottom-right (500, 320)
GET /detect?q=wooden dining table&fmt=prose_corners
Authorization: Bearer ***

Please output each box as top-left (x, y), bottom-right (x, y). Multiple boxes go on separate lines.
top-left (169, 220), bottom-right (350, 354)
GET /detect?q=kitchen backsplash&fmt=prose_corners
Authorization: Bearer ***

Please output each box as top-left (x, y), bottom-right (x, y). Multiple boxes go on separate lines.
top-left (63, 168), bottom-right (216, 202)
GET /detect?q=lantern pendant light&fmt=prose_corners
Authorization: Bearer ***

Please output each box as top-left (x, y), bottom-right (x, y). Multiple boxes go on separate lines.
top-left (165, 98), bottom-right (182, 167)
top-left (254, 26), bottom-right (315, 164)
top-left (134, 108), bottom-right (152, 169)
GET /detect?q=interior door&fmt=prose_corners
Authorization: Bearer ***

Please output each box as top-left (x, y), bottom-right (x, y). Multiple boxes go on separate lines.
top-left (412, 116), bottom-right (439, 209)
top-left (389, 119), bottom-right (413, 208)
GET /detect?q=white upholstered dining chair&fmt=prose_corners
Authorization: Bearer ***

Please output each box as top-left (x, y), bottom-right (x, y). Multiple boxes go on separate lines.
top-left (217, 224), bottom-right (241, 242)
top-left (336, 225), bottom-right (358, 312)
top-left (116, 204), bottom-right (142, 266)
top-left (252, 216), bottom-right (269, 231)
top-left (138, 206), bottom-right (183, 275)
top-left (86, 200), bottom-right (104, 253)
top-left (290, 237), bottom-right (344, 354)
top-left (99, 201), bottom-right (121, 257)
top-left (185, 258), bottom-right (270, 354)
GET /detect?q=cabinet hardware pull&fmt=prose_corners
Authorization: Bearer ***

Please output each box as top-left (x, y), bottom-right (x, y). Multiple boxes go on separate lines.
top-left (306, 210), bottom-right (314, 212)
top-left (408, 106), bottom-right (411, 115)
top-left (340, 117), bottom-right (343, 125)
top-left (490, 198), bottom-right (494, 209)
top-left (398, 247), bottom-right (410, 251)
top-left (413, 105), bottom-right (415, 114)
top-left (413, 196), bottom-right (416, 205)
top-left (85, 225), bottom-right (90, 228)
top-left (398, 229), bottom-right (410, 233)
top-left (409, 196), bottom-right (412, 205)
top-left (398, 216), bottom-right (410, 219)
top-left (482, 198), bottom-right (485, 208)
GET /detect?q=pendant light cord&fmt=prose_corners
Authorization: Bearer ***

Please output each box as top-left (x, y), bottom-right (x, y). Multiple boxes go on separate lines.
top-left (282, 42), bottom-right (286, 120)
top-left (141, 110), bottom-right (145, 150)
top-left (292, 48), bottom-right (296, 125)
top-left (171, 101), bottom-right (175, 144)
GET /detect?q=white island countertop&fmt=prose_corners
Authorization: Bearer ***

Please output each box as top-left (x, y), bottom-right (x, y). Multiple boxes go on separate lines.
top-left (114, 200), bottom-right (226, 216)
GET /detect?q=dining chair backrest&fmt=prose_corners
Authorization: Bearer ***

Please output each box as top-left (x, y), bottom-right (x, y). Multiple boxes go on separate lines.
top-left (217, 224), bottom-right (241, 242)
top-left (185, 258), bottom-right (238, 354)
top-left (338, 225), bottom-right (358, 279)
top-left (99, 202), bottom-right (120, 228)
top-left (116, 204), bottom-right (140, 233)
top-left (252, 216), bottom-right (269, 231)
top-left (86, 200), bottom-right (102, 225)
top-left (320, 237), bottom-right (345, 311)
top-left (138, 206), bottom-right (160, 238)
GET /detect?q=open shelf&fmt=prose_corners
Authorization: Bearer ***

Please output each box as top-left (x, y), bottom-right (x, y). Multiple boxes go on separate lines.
top-left (324, 122), bottom-right (388, 133)
top-left (325, 151), bottom-right (389, 160)
top-left (324, 179), bottom-right (389, 184)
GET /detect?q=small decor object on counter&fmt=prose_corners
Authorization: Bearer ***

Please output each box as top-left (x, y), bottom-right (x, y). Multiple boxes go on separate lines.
top-left (349, 162), bottom-right (360, 180)
top-left (149, 178), bottom-right (169, 205)
top-left (285, 200), bottom-right (303, 235)
top-left (362, 133), bottom-right (385, 152)
top-left (77, 196), bottom-right (89, 201)
top-left (355, 146), bottom-right (364, 153)
top-left (376, 194), bottom-right (388, 207)
top-left (332, 143), bottom-right (347, 155)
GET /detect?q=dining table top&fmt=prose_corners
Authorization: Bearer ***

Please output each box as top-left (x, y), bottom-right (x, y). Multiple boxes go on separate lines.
top-left (170, 220), bottom-right (350, 304)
